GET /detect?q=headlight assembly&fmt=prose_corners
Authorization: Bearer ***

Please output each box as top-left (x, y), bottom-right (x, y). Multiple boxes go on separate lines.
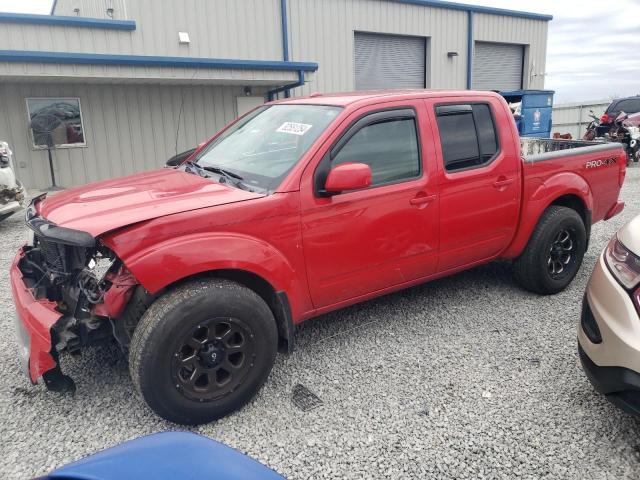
top-left (604, 235), bottom-right (640, 289)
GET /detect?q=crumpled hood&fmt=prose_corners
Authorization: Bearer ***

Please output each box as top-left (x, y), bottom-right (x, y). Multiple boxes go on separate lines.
top-left (37, 168), bottom-right (263, 237)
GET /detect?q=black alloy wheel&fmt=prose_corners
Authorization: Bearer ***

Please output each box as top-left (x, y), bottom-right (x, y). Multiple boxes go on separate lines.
top-left (172, 317), bottom-right (256, 402)
top-left (547, 228), bottom-right (576, 279)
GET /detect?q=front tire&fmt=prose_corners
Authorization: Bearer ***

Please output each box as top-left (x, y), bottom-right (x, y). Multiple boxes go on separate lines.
top-left (129, 278), bottom-right (277, 425)
top-left (514, 206), bottom-right (586, 295)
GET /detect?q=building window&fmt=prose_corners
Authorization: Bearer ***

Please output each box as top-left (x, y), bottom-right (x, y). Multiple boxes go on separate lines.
top-left (26, 98), bottom-right (86, 148)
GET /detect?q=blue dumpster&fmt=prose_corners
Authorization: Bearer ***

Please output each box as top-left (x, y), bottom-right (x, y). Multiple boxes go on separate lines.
top-left (500, 90), bottom-right (555, 138)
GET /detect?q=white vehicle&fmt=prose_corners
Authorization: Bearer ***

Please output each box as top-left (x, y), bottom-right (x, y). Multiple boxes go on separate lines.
top-left (0, 142), bottom-right (27, 221)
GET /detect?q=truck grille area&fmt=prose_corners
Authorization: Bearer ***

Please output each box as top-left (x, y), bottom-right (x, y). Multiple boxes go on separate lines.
top-left (38, 237), bottom-right (68, 274)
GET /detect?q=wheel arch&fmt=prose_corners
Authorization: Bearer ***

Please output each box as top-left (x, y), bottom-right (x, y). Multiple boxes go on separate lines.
top-left (549, 194), bottom-right (592, 248)
top-left (134, 268), bottom-right (296, 355)
top-left (504, 176), bottom-right (593, 258)
top-left (105, 232), bottom-right (308, 353)
top-left (199, 269), bottom-right (295, 354)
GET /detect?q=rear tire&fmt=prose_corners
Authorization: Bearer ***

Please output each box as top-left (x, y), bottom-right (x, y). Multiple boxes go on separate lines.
top-left (129, 278), bottom-right (278, 425)
top-left (514, 206), bottom-right (586, 295)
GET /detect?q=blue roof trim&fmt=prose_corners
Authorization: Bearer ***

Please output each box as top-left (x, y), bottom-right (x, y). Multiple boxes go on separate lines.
top-left (0, 50), bottom-right (319, 72)
top-left (387, 0), bottom-right (553, 21)
top-left (0, 12), bottom-right (136, 30)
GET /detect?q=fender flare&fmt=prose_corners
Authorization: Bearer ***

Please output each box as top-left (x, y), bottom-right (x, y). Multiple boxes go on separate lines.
top-left (107, 232), bottom-right (308, 321)
top-left (504, 172), bottom-right (593, 258)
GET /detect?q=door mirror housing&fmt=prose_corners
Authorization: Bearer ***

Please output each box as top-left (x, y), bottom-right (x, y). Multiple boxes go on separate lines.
top-left (323, 162), bottom-right (372, 194)
top-left (165, 142), bottom-right (207, 167)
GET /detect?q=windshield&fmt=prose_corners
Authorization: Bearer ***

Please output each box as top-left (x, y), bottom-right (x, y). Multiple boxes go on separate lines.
top-left (194, 104), bottom-right (342, 192)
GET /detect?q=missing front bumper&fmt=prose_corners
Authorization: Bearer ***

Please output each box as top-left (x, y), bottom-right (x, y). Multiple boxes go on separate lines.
top-left (10, 250), bottom-right (74, 391)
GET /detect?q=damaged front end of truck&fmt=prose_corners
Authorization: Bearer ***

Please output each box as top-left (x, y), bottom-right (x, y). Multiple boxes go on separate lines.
top-left (12, 195), bottom-right (140, 392)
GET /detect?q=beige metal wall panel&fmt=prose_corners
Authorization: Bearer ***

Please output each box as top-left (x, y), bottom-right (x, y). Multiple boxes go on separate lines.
top-left (44, 0), bottom-right (284, 60)
top-left (52, 0), bottom-right (129, 19)
top-left (287, 0), bottom-right (469, 95)
top-left (473, 13), bottom-right (548, 89)
top-left (0, 82), bottom-right (264, 189)
top-left (552, 100), bottom-right (610, 139)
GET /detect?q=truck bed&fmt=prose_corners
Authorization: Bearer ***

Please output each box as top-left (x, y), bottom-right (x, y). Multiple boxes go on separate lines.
top-left (521, 137), bottom-right (619, 160)
top-left (520, 137), bottom-right (626, 227)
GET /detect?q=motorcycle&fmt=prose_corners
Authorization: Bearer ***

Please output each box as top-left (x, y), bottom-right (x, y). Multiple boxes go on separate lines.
top-left (582, 109), bottom-right (602, 141)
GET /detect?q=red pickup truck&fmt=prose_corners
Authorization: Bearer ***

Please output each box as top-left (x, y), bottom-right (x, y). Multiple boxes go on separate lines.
top-left (11, 90), bottom-right (626, 424)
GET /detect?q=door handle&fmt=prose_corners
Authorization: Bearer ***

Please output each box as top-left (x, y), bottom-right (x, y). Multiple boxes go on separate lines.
top-left (409, 194), bottom-right (437, 206)
top-left (493, 177), bottom-right (514, 190)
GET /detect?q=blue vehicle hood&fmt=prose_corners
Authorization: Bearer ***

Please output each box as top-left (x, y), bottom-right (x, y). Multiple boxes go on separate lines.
top-left (47, 432), bottom-right (284, 480)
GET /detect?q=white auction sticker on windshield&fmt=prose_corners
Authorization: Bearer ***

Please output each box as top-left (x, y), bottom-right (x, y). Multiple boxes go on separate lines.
top-left (276, 122), bottom-right (312, 136)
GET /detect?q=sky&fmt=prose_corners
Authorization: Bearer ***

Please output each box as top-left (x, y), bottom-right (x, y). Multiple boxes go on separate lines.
top-left (0, 0), bottom-right (638, 103)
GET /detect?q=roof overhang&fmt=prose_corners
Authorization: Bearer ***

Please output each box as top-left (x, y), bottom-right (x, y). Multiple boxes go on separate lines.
top-left (0, 12), bottom-right (136, 30)
top-left (0, 50), bottom-right (318, 72)
top-left (0, 50), bottom-right (317, 88)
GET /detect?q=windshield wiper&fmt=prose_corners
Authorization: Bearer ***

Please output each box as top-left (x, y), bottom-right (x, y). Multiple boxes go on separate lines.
top-left (200, 165), bottom-right (244, 181)
top-left (182, 161), bottom-right (248, 190)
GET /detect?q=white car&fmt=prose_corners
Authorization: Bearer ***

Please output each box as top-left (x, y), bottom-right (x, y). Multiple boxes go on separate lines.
top-left (0, 141), bottom-right (27, 221)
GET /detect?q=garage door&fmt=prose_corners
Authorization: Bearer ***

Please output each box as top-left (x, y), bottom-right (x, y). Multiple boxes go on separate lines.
top-left (354, 32), bottom-right (426, 90)
top-left (472, 42), bottom-right (524, 91)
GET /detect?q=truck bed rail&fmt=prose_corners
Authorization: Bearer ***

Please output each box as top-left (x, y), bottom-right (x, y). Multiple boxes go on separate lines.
top-left (521, 137), bottom-right (622, 163)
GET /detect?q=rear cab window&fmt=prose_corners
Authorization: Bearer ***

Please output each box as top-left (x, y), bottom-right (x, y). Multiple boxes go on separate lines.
top-left (435, 103), bottom-right (499, 172)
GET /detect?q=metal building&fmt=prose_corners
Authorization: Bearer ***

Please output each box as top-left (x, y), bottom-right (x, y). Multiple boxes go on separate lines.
top-left (0, 0), bottom-right (551, 189)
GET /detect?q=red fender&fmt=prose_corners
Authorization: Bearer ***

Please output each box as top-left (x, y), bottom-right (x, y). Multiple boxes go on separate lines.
top-left (103, 232), bottom-right (309, 321)
top-left (503, 172), bottom-right (593, 258)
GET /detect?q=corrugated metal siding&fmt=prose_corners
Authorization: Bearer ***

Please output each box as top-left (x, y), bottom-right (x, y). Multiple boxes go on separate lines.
top-left (0, 0), bottom-right (293, 85)
top-left (552, 100), bottom-right (610, 139)
top-left (473, 12), bottom-right (548, 89)
top-left (287, 0), bottom-right (548, 95)
top-left (0, 82), bottom-right (264, 189)
top-left (287, 0), bottom-right (468, 94)
top-left (14, 0), bottom-right (283, 60)
top-left (354, 32), bottom-right (426, 90)
top-left (53, 0), bottom-right (129, 19)
top-left (472, 42), bottom-right (523, 91)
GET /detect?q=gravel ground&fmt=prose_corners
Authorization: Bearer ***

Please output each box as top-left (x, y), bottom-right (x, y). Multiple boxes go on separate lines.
top-left (1, 167), bottom-right (640, 479)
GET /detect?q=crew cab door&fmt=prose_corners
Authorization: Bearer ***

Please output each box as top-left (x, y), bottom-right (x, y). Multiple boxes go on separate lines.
top-left (300, 101), bottom-right (439, 308)
top-left (429, 97), bottom-right (521, 272)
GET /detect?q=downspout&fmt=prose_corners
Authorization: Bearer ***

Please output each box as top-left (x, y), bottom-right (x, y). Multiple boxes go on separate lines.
top-left (280, 0), bottom-right (291, 98)
top-left (466, 10), bottom-right (474, 89)
top-left (268, 0), bottom-right (305, 101)
top-left (268, 70), bottom-right (305, 101)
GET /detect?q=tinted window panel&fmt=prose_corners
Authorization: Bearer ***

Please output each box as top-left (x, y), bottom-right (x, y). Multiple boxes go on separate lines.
top-left (436, 112), bottom-right (480, 171)
top-left (614, 99), bottom-right (640, 114)
top-left (472, 104), bottom-right (498, 161)
top-left (333, 118), bottom-right (420, 186)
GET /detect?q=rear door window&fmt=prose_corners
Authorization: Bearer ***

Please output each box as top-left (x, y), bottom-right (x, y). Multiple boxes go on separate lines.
top-left (435, 103), bottom-right (499, 172)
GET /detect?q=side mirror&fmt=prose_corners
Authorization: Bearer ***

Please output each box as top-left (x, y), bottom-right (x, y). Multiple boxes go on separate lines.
top-left (165, 147), bottom-right (198, 167)
top-left (166, 142), bottom-right (207, 167)
top-left (323, 162), bottom-right (372, 194)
